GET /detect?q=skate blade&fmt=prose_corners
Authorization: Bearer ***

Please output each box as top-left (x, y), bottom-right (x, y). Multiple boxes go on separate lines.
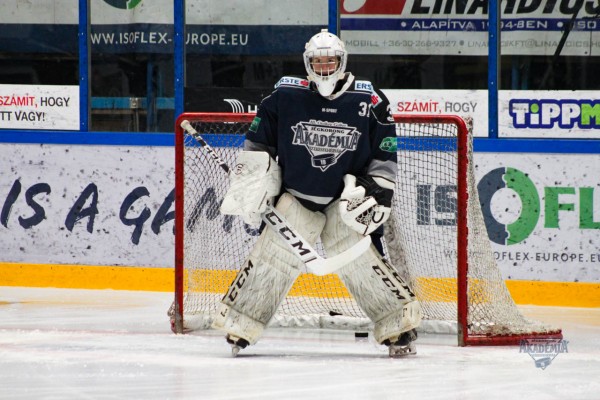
top-left (231, 345), bottom-right (242, 357)
top-left (388, 343), bottom-right (417, 358)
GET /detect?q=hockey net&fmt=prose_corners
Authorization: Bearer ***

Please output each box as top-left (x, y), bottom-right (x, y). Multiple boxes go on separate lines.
top-left (171, 112), bottom-right (562, 346)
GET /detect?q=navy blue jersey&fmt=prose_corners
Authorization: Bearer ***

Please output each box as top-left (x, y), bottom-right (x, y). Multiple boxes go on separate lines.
top-left (245, 73), bottom-right (397, 211)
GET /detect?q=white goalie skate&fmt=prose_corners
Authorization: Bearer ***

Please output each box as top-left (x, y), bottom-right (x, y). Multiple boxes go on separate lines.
top-left (226, 334), bottom-right (249, 357)
top-left (386, 329), bottom-right (418, 358)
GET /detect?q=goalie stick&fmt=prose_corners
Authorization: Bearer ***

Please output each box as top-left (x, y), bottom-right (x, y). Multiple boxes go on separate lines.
top-left (180, 119), bottom-right (371, 276)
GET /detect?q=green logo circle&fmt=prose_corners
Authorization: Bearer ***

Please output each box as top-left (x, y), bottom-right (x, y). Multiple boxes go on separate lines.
top-left (530, 103), bottom-right (539, 113)
top-left (478, 167), bottom-right (539, 245)
top-left (103, 0), bottom-right (143, 9)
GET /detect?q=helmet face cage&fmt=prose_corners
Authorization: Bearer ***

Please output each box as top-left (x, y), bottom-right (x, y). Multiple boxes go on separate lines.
top-left (303, 31), bottom-right (347, 96)
top-left (306, 50), bottom-right (344, 77)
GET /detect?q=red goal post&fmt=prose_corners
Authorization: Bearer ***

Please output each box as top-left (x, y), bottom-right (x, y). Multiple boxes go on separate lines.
top-left (172, 112), bottom-right (562, 347)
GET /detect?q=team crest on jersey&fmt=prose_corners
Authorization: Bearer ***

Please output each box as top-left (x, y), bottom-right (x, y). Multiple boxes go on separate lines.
top-left (291, 119), bottom-right (361, 171)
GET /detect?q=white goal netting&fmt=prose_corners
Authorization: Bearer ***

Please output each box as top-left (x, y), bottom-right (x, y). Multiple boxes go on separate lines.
top-left (171, 113), bottom-right (561, 345)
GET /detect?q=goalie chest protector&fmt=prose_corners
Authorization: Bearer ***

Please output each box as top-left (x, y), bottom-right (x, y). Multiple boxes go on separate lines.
top-left (247, 75), bottom-right (396, 212)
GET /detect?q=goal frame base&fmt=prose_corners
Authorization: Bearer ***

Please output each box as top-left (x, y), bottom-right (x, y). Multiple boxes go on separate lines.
top-left (460, 331), bottom-right (564, 346)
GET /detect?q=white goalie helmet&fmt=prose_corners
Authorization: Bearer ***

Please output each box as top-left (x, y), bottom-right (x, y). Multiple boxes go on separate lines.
top-left (303, 29), bottom-right (347, 97)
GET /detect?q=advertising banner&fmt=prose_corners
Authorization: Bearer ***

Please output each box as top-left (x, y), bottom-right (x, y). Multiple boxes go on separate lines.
top-left (0, 0), bottom-right (326, 55)
top-left (1, 142), bottom-right (599, 282)
top-left (3, 0), bottom-right (600, 56)
top-left (0, 85), bottom-right (79, 131)
top-left (384, 89), bottom-right (489, 137)
top-left (1, 0), bottom-right (78, 24)
top-left (0, 144), bottom-right (175, 267)
top-left (476, 152), bottom-right (600, 282)
top-left (500, 90), bottom-right (600, 138)
top-left (341, 0), bottom-right (600, 56)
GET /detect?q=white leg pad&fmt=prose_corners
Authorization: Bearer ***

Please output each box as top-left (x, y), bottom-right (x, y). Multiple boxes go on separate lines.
top-left (374, 300), bottom-right (422, 345)
top-left (212, 193), bottom-right (325, 345)
top-left (213, 303), bottom-right (267, 345)
top-left (321, 200), bottom-right (423, 344)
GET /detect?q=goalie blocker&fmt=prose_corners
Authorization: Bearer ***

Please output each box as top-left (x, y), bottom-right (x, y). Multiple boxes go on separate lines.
top-left (220, 150), bottom-right (282, 226)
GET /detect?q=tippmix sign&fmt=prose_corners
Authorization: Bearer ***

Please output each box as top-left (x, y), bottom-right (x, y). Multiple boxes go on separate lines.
top-left (502, 90), bottom-right (600, 138)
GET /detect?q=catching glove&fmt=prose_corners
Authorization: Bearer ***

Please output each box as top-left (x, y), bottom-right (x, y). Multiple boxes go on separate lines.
top-left (339, 174), bottom-right (394, 235)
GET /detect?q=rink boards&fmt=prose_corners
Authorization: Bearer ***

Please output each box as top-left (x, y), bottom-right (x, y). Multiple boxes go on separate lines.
top-left (0, 142), bottom-right (599, 307)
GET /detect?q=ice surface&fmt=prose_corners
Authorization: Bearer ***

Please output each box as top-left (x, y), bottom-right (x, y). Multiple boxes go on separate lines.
top-left (1, 287), bottom-right (599, 400)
